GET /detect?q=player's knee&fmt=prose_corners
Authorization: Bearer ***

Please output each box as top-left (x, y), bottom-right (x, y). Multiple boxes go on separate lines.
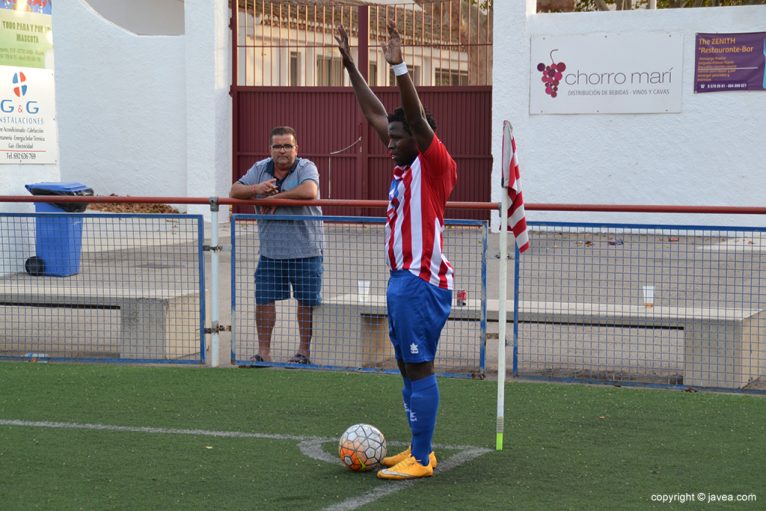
top-left (405, 361), bottom-right (434, 381)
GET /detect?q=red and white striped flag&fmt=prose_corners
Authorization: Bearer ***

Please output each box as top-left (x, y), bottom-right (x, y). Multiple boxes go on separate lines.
top-left (502, 121), bottom-right (529, 253)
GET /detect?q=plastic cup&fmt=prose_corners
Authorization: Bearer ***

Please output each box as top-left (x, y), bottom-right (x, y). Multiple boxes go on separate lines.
top-left (358, 280), bottom-right (371, 303)
top-left (642, 285), bottom-right (655, 308)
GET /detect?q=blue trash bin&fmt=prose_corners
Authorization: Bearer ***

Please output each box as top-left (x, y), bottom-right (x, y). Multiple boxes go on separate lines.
top-left (25, 182), bottom-right (94, 277)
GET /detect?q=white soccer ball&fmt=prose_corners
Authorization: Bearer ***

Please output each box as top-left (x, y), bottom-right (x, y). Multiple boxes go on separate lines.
top-left (338, 423), bottom-right (387, 472)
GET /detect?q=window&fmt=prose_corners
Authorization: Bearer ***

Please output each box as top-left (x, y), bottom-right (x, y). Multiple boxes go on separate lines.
top-left (368, 62), bottom-right (378, 86)
top-left (290, 52), bottom-right (301, 86)
top-left (316, 55), bottom-right (344, 86)
top-left (435, 68), bottom-right (469, 86)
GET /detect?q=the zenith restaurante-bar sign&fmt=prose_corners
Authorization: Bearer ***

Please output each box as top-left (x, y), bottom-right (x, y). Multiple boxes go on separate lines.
top-left (694, 32), bottom-right (766, 93)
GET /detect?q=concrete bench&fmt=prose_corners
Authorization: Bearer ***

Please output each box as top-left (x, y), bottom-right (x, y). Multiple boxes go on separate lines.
top-left (313, 295), bottom-right (393, 369)
top-left (0, 286), bottom-right (201, 359)
top-left (314, 294), bottom-right (764, 388)
top-left (312, 294), bottom-right (489, 369)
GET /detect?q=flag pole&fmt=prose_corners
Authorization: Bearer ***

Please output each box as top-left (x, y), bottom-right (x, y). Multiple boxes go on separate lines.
top-left (496, 121), bottom-right (511, 451)
top-left (497, 192), bottom-right (509, 451)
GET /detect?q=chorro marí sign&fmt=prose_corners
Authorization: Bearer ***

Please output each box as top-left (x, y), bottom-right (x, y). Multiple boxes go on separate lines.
top-left (530, 32), bottom-right (683, 115)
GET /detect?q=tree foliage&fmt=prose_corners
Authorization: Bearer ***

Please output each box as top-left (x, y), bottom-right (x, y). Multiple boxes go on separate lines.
top-left (468, 0), bottom-right (492, 10)
top-left (484, 0), bottom-right (764, 10)
top-left (574, 0), bottom-right (765, 10)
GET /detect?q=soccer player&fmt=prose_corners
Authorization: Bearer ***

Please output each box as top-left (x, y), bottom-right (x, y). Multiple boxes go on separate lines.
top-left (336, 22), bottom-right (457, 480)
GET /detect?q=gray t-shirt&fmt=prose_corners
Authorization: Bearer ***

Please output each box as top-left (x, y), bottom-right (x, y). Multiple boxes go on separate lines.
top-left (238, 157), bottom-right (324, 259)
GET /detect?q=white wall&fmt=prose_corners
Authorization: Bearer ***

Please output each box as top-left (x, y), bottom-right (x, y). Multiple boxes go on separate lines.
top-left (493, 2), bottom-right (766, 227)
top-left (183, 0), bottom-right (232, 218)
top-left (1, 0), bottom-right (231, 275)
top-left (84, 0), bottom-right (184, 36)
top-left (54, 0), bottom-right (187, 199)
top-left (52, 0), bottom-right (231, 217)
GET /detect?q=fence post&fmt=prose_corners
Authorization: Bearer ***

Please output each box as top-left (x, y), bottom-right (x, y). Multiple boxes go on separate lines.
top-left (208, 197), bottom-right (221, 368)
top-left (496, 198), bottom-right (509, 451)
top-left (512, 243), bottom-right (520, 377)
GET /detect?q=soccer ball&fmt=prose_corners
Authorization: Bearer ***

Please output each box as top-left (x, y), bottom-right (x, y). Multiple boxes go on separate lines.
top-left (338, 423), bottom-right (387, 472)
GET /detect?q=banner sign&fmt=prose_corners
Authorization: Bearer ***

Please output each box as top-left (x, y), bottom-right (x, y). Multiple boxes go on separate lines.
top-left (530, 32), bottom-right (683, 115)
top-left (0, 6), bottom-right (53, 68)
top-left (694, 32), bottom-right (766, 93)
top-left (0, 67), bottom-right (57, 163)
top-left (0, 0), bottom-right (57, 164)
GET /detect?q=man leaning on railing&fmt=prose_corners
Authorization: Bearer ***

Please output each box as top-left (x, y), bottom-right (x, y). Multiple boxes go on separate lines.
top-left (229, 126), bottom-right (325, 366)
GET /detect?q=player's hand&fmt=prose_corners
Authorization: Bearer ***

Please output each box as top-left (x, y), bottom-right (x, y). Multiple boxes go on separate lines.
top-left (335, 25), bottom-right (354, 66)
top-left (382, 21), bottom-right (403, 65)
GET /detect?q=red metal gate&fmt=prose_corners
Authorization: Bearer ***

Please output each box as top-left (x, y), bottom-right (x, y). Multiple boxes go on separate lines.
top-left (232, 1), bottom-right (492, 219)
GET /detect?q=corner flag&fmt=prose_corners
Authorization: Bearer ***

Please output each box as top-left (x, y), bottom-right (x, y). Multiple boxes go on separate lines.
top-left (502, 121), bottom-right (529, 253)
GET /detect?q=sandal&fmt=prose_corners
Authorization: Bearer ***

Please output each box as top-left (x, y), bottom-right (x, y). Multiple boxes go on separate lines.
top-left (288, 353), bottom-right (310, 365)
top-left (241, 354), bottom-right (269, 369)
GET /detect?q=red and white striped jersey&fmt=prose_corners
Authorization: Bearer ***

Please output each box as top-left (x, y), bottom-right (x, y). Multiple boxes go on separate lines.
top-left (385, 134), bottom-right (457, 290)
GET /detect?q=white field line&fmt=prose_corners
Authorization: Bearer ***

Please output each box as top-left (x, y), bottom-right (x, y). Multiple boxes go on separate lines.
top-left (0, 419), bottom-right (484, 451)
top-left (0, 418), bottom-right (328, 442)
top-left (1, 418), bottom-right (491, 510)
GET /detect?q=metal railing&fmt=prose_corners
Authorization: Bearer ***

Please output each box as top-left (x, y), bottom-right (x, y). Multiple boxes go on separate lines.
top-left (0, 210), bottom-right (206, 364)
top-left (230, 214), bottom-right (488, 377)
top-left (0, 194), bottom-right (764, 392)
top-left (234, 0), bottom-right (493, 87)
top-left (511, 221), bottom-right (766, 391)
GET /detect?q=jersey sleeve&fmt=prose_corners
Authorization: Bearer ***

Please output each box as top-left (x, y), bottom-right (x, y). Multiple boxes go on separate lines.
top-left (421, 134), bottom-right (457, 191)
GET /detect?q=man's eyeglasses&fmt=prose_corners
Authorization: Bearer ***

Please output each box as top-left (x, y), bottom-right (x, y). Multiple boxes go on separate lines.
top-left (271, 144), bottom-right (295, 151)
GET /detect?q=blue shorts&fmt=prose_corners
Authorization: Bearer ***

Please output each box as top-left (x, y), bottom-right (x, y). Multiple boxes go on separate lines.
top-left (387, 271), bottom-right (452, 364)
top-left (255, 256), bottom-right (323, 306)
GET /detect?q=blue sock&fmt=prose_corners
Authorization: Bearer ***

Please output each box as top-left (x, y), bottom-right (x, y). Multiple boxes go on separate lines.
top-left (401, 377), bottom-right (413, 430)
top-left (409, 374), bottom-right (439, 466)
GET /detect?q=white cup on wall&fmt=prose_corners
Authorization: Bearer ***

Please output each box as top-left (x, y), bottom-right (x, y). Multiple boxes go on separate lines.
top-left (358, 280), bottom-right (371, 303)
top-left (642, 285), bottom-right (655, 308)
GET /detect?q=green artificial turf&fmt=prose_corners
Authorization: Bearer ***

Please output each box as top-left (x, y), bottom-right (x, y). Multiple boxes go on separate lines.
top-left (0, 363), bottom-right (763, 510)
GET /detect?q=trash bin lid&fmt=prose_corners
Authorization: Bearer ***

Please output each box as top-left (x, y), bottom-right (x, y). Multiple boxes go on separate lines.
top-left (25, 182), bottom-right (91, 194)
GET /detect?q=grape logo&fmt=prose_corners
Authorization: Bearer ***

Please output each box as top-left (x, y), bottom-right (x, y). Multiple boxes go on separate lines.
top-left (536, 49), bottom-right (567, 98)
top-left (12, 72), bottom-right (27, 98)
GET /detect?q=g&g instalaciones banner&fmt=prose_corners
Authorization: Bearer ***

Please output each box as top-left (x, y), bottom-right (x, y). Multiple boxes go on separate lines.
top-left (0, 0), bottom-right (58, 164)
top-left (530, 32), bottom-right (683, 115)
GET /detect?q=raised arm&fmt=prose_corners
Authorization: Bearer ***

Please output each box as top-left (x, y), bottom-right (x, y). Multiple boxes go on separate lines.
top-left (336, 25), bottom-right (389, 146)
top-left (383, 21), bottom-right (434, 153)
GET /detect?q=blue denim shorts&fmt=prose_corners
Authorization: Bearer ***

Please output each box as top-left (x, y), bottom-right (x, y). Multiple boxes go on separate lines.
top-left (387, 270), bottom-right (452, 364)
top-left (255, 256), bottom-right (323, 306)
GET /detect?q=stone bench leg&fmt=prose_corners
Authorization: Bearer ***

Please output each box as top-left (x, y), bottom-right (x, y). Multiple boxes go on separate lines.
top-left (119, 296), bottom-right (199, 359)
top-left (313, 305), bottom-right (395, 368)
top-left (684, 313), bottom-right (764, 389)
top-left (360, 314), bottom-right (395, 367)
